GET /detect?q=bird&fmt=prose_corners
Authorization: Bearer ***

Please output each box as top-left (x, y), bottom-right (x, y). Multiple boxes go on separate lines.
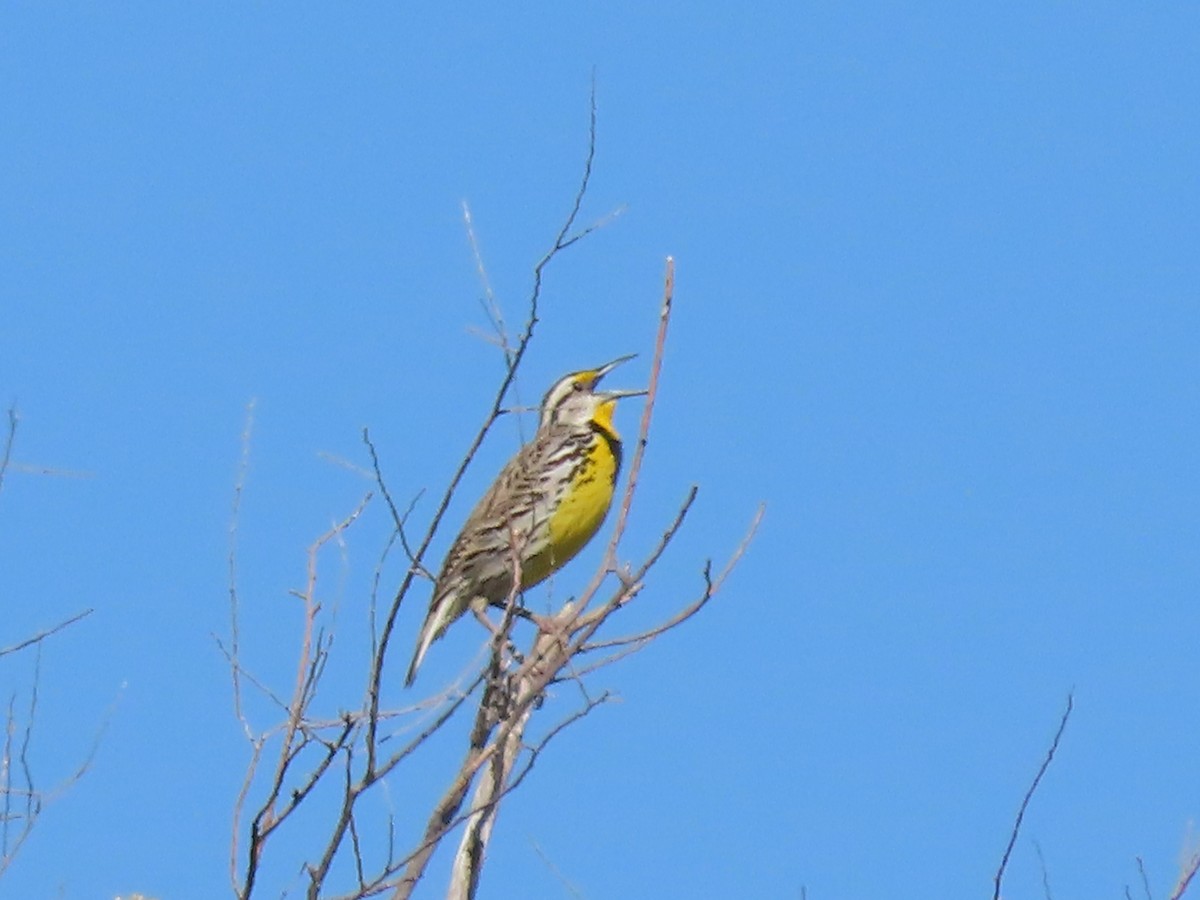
top-left (405, 355), bottom-right (646, 686)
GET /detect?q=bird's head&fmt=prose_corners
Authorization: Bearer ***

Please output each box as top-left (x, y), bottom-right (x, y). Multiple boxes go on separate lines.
top-left (539, 354), bottom-right (647, 433)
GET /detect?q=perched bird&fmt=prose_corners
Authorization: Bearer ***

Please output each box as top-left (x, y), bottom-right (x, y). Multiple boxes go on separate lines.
top-left (405, 355), bottom-right (646, 686)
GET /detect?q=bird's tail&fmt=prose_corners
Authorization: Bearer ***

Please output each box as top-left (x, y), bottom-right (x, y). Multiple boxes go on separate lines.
top-left (404, 598), bottom-right (450, 687)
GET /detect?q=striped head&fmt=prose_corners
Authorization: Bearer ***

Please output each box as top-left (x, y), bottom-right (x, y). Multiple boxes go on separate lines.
top-left (538, 355), bottom-right (647, 435)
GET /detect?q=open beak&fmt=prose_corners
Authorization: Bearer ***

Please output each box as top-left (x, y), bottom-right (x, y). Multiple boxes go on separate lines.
top-left (593, 354), bottom-right (648, 399)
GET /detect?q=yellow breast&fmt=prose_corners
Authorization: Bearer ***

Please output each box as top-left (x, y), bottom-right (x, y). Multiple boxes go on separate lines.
top-left (523, 430), bottom-right (619, 588)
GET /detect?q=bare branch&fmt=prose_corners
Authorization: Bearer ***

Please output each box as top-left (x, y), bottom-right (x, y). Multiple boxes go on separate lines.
top-left (1033, 839), bottom-right (1053, 900)
top-left (0, 409), bottom-right (91, 484)
top-left (529, 840), bottom-right (585, 899)
top-left (0, 406), bottom-right (16, 498)
top-left (462, 199), bottom-right (534, 446)
top-left (230, 736), bottom-right (265, 894)
top-left (605, 256), bottom-right (673, 566)
top-left (258, 104), bottom-right (613, 897)
top-left (1136, 855), bottom-right (1152, 900)
top-left (501, 688), bottom-right (612, 798)
top-left (212, 637), bottom-right (293, 718)
top-left (391, 736), bottom-right (498, 898)
top-left (362, 429), bottom-right (430, 582)
top-left (445, 540), bottom-right (529, 900)
top-left (462, 200), bottom-right (509, 365)
top-left (316, 451), bottom-right (376, 480)
top-left (0, 646), bottom-right (113, 878)
top-left (499, 255), bottom-right (674, 686)
top-left (539, 76), bottom-right (598, 258)
top-left (436, 278), bottom-right (762, 897)
top-left (0, 405), bottom-right (109, 880)
top-left (584, 495), bottom-right (763, 652)
top-left (221, 86), bottom-right (761, 900)
top-left (227, 400), bottom-right (256, 739)
top-left (1170, 841), bottom-right (1200, 900)
top-left (235, 493), bottom-right (372, 898)
top-left (365, 81), bottom-right (602, 772)
top-left (0, 608), bottom-right (94, 659)
top-left (375, 676), bottom-right (484, 776)
top-left (240, 245), bottom-right (755, 899)
top-left (301, 659), bottom-right (487, 892)
top-left (993, 692), bottom-right (1074, 900)
top-left (576, 504), bottom-right (762, 679)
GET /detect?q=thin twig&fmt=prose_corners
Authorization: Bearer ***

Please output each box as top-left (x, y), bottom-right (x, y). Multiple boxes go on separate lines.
top-left (1170, 842), bottom-right (1200, 900)
top-left (237, 493), bottom-right (371, 898)
top-left (227, 400), bottom-right (256, 738)
top-left (1033, 839), bottom-right (1053, 900)
top-left (363, 430), bottom-right (429, 580)
top-left (529, 839), bottom-right (585, 899)
top-left (364, 77), bottom-right (601, 771)
top-left (223, 93), bottom-right (755, 900)
top-left (0, 406), bottom-right (17, 498)
top-left (540, 76), bottom-right (598, 259)
top-left (303, 100), bottom-right (609, 899)
top-left (1137, 856), bottom-right (1152, 900)
top-left (462, 198), bottom-right (532, 446)
top-left (0, 609), bottom-right (94, 659)
top-left (504, 255), bottom-right (676, 685)
top-left (374, 673), bottom-right (486, 780)
top-left (574, 505), bottom-right (761, 679)
top-left (230, 736), bottom-right (265, 894)
top-left (447, 541), bottom-right (531, 900)
top-left (535, 254), bottom-right (675, 663)
top-left (0, 653), bottom-right (115, 878)
top-left (18, 648), bottom-right (41, 845)
top-left (212, 637), bottom-right (292, 717)
top-left (607, 258), bottom-right (673, 562)
top-left (462, 200), bottom-right (512, 370)
top-left (993, 692), bottom-right (1074, 900)
top-left (2, 694), bottom-right (17, 866)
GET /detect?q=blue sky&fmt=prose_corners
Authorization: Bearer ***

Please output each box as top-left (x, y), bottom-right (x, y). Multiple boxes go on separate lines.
top-left (2, 4), bottom-right (1199, 898)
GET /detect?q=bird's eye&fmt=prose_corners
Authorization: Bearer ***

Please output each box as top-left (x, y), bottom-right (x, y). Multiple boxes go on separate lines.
top-left (571, 380), bottom-right (585, 392)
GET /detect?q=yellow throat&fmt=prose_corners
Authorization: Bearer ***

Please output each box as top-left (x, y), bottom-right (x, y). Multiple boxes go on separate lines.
top-left (527, 400), bottom-right (622, 587)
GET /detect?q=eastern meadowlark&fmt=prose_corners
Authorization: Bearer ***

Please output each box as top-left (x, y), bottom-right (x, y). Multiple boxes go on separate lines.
top-left (404, 355), bottom-right (646, 686)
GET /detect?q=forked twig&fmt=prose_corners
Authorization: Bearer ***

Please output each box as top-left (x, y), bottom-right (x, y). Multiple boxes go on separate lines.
top-left (435, 254), bottom-right (761, 900)
top-left (267, 89), bottom-right (613, 900)
top-left (580, 501), bottom-right (762, 665)
top-left (225, 86), bottom-right (757, 900)
top-left (234, 493), bottom-right (371, 898)
top-left (364, 77), bottom-right (603, 772)
top-left (1, 646), bottom-right (114, 877)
